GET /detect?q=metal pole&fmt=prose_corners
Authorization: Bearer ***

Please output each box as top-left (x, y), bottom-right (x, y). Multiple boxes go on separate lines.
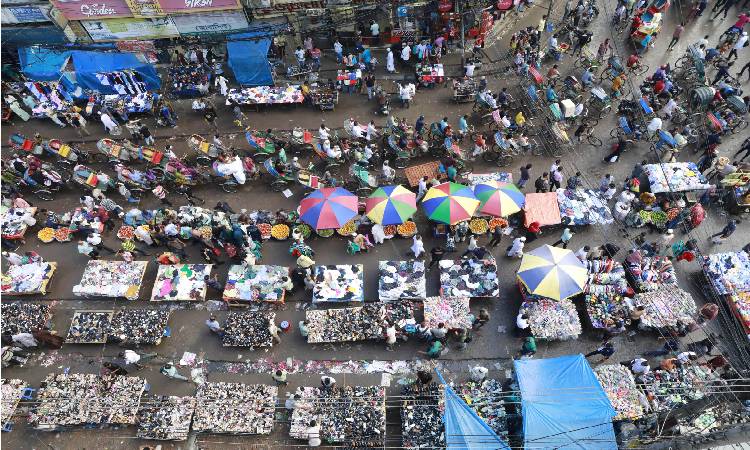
top-left (459, 0), bottom-right (466, 65)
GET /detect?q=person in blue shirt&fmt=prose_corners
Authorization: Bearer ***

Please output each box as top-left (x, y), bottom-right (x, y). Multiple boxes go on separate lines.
top-left (546, 85), bottom-right (558, 102)
top-left (361, 47), bottom-right (372, 71)
top-left (457, 115), bottom-right (469, 141)
top-left (439, 117), bottom-right (449, 133)
top-left (581, 68), bottom-right (594, 87)
top-left (415, 115), bottom-right (425, 135)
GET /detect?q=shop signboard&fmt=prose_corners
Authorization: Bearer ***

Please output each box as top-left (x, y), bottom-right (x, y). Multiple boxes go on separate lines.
top-left (51, 0), bottom-right (133, 20)
top-left (157, 0), bottom-right (241, 14)
top-left (250, 0), bottom-right (324, 18)
top-left (171, 9), bottom-right (248, 35)
top-left (82, 16), bottom-right (179, 40)
top-left (2, 5), bottom-right (52, 24)
top-left (125, 0), bottom-right (164, 17)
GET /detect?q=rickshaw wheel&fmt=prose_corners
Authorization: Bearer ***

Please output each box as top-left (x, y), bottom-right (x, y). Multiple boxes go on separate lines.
top-left (482, 151), bottom-right (499, 162)
top-left (357, 187), bottom-right (372, 197)
top-left (270, 180), bottom-right (287, 192)
top-left (195, 156), bottom-right (212, 167)
top-left (150, 167), bottom-right (166, 182)
top-left (88, 152), bottom-right (108, 164)
top-left (253, 152), bottom-right (271, 162)
top-left (221, 182), bottom-right (239, 193)
top-left (495, 154), bottom-right (513, 167)
top-left (395, 157), bottom-right (409, 169)
top-left (597, 106), bottom-right (611, 119)
top-left (731, 119), bottom-right (748, 134)
top-left (55, 167), bottom-right (72, 183)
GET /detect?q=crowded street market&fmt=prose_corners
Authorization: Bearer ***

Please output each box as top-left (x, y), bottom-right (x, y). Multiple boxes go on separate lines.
top-left (1, 0), bottom-right (750, 448)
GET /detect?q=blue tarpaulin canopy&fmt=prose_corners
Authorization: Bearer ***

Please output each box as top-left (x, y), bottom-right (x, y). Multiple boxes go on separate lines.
top-left (514, 355), bottom-right (618, 450)
top-left (19, 47), bottom-right (71, 81)
top-left (70, 51), bottom-right (160, 94)
top-left (227, 32), bottom-right (273, 86)
top-left (438, 370), bottom-right (511, 450)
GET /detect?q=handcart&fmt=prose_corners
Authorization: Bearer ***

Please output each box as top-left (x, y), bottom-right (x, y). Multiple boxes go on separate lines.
top-left (452, 79), bottom-right (477, 103)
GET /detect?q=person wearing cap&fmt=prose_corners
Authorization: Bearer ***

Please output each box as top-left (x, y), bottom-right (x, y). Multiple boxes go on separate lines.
top-left (205, 315), bottom-right (223, 335)
top-left (161, 363), bottom-right (189, 381)
top-left (507, 236), bottom-right (526, 258)
top-left (321, 375), bottom-right (336, 388)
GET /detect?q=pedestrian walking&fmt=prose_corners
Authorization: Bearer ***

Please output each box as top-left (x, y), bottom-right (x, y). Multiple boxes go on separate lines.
top-left (215, 74), bottom-right (229, 96)
top-left (410, 235), bottom-right (425, 258)
top-left (120, 349), bottom-right (157, 369)
top-left (710, 219), bottom-right (738, 243)
top-left (711, 0), bottom-right (737, 21)
top-left (507, 236), bottom-right (526, 258)
top-left (140, 123), bottom-right (154, 145)
top-left (205, 315), bottom-right (224, 335)
top-left (321, 375), bottom-right (336, 388)
top-left (77, 240), bottom-right (99, 259)
top-left (385, 322), bottom-right (397, 351)
top-left (152, 185), bottom-right (173, 207)
top-left (518, 164), bottom-right (532, 189)
top-left (551, 167), bottom-right (563, 190)
top-left (68, 112), bottom-right (90, 136)
top-left (488, 225), bottom-right (503, 247)
top-left (534, 172), bottom-right (550, 193)
top-left (552, 227), bottom-right (574, 249)
top-left (585, 341), bottom-right (616, 362)
top-left (472, 309), bottom-right (491, 330)
top-left (334, 39), bottom-right (343, 63)
top-left (428, 246), bottom-right (446, 268)
top-left (272, 369), bottom-right (288, 385)
top-left (161, 363), bottom-right (189, 381)
top-left (667, 23), bottom-right (685, 51)
top-left (99, 111), bottom-right (119, 134)
top-left (728, 31), bottom-right (748, 60)
top-left (519, 336), bottom-right (536, 358)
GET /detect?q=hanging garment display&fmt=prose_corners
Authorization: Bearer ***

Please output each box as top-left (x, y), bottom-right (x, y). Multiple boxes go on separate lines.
top-left (66, 311), bottom-right (114, 344)
top-left (192, 383), bottom-right (277, 435)
top-left (222, 312), bottom-right (276, 348)
top-left (223, 264), bottom-right (289, 303)
top-left (1, 379), bottom-right (28, 426)
top-left (378, 260), bottom-right (427, 301)
top-left (593, 364), bottom-right (645, 420)
top-left (108, 309), bottom-right (170, 345)
top-left (137, 396), bottom-right (196, 441)
top-left (313, 265), bottom-right (364, 303)
top-left (95, 70), bottom-right (148, 96)
top-left (401, 383), bottom-right (445, 449)
top-left (1, 262), bottom-right (57, 295)
top-left (439, 258), bottom-right (500, 298)
top-left (73, 260), bottom-right (148, 300)
top-left (1, 303), bottom-right (52, 335)
top-left (305, 302), bottom-right (414, 343)
top-left (150, 264), bottom-right (212, 302)
top-left (702, 251), bottom-right (750, 295)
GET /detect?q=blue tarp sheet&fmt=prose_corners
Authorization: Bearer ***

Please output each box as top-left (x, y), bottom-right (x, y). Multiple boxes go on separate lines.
top-left (3, 25), bottom-right (68, 46)
top-left (438, 370), bottom-right (511, 450)
top-left (227, 31), bottom-right (272, 86)
top-left (514, 355), bottom-right (617, 450)
top-left (70, 51), bottom-right (160, 94)
top-left (19, 47), bottom-right (71, 81)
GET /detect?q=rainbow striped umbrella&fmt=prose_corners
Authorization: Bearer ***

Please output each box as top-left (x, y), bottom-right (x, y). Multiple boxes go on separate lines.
top-left (299, 187), bottom-right (358, 230)
top-left (421, 182), bottom-right (480, 225)
top-left (365, 185), bottom-right (417, 225)
top-left (473, 181), bottom-right (525, 217)
top-left (516, 245), bottom-right (588, 301)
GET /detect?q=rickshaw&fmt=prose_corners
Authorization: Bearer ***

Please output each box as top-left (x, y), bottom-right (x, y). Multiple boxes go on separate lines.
top-left (72, 164), bottom-right (115, 193)
top-left (482, 131), bottom-right (514, 167)
top-left (599, 55), bottom-right (625, 83)
top-left (610, 115), bottom-right (644, 140)
top-left (453, 78), bottom-right (477, 103)
top-left (246, 130), bottom-right (283, 162)
top-left (344, 163), bottom-right (377, 196)
top-left (97, 138), bottom-right (166, 169)
top-left (521, 83), bottom-right (544, 118)
top-left (313, 142), bottom-right (341, 172)
top-left (588, 86), bottom-right (613, 119)
top-left (385, 134), bottom-right (413, 169)
top-left (187, 134), bottom-right (221, 166)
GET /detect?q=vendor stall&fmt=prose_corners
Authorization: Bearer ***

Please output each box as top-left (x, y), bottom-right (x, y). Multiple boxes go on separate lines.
top-left (401, 383), bottom-right (444, 449)
top-left (168, 65), bottom-right (211, 98)
top-left (584, 258), bottom-right (630, 329)
top-left (1, 303), bottom-right (52, 335)
top-left (73, 260), bottom-right (148, 300)
top-left (313, 265), bottom-right (364, 303)
top-left (556, 188), bottom-right (614, 226)
top-left (290, 386), bottom-right (386, 446)
top-left (523, 192), bottom-right (562, 227)
top-left (222, 312), bottom-right (276, 348)
top-left (2, 207), bottom-right (37, 240)
top-left (1, 262), bottom-right (56, 296)
top-left (702, 251), bottom-right (750, 338)
top-left (415, 63), bottom-right (444, 87)
top-left (439, 258), bottom-right (500, 298)
top-left (150, 264), bottom-right (212, 302)
top-left (225, 86), bottom-right (304, 106)
top-left (630, 1), bottom-right (666, 53)
top-left (624, 252), bottom-right (677, 292)
top-left (453, 78), bottom-right (477, 102)
top-left (223, 264), bottom-right (288, 304)
top-left (423, 296), bottom-right (472, 329)
top-left (309, 86), bottom-right (338, 110)
top-left (108, 309), bottom-right (170, 346)
top-left (137, 396), bottom-right (196, 441)
top-left (379, 260), bottom-right (427, 301)
top-left (337, 68), bottom-right (362, 90)
top-left (456, 379), bottom-right (510, 439)
top-left (305, 302), bottom-right (414, 343)
top-left (594, 364), bottom-right (645, 420)
top-left (1, 379), bottom-right (27, 427)
top-left (11, 81), bottom-right (72, 117)
top-left (30, 373), bottom-right (146, 428)
top-left (66, 311), bottom-right (114, 344)
top-left (644, 162), bottom-right (711, 194)
top-left (630, 286), bottom-right (697, 330)
top-left (98, 92), bottom-right (156, 114)
top-left (193, 383), bottom-right (277, 435)
top-left (638, 365), bottom-right (719, 412)
top-left (519, 297), bottom-right (582, 340)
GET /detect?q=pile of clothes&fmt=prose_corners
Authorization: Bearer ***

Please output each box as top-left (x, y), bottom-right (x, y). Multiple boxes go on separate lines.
top-left (223, 264), bottom-right (288, 303)
top-left (313, 265), bottom-right (364, 303)
top-left (1, 262), bottom-right (56, 295)
top-left (306, 302), bottom-right (414, 343)
top-left (378, 260), bottom-right (427, 301)
top-left (625, 254), bottom-right (677, 292)
top-left (150, 264), bottom-right (211, 302)
top-left (439, 259), bottom-right (500, 298)
top-left (520, 299), bottom-right (582, 340)
top-left (73, 260), bottom-right (148, 300)
top-left (108, 309), bottom-right (170, 345)
top-left (66, 311), bottom-right (113, 344)
top-left (556, 188), bottom-right (614, 225)
top-left (593, 364), bottom-right (645, 420)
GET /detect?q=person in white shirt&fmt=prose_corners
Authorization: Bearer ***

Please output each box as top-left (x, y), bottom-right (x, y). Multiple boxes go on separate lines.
top-left (366, 121), bottom-right (377, 141)
top-left (321, 375), bottom-right (336, 388)
top-left (99, 112), bottom-right (119, 134)
top-left (333, 40), bottom-right (343, 63)
top-left (370, 20), bottom-right (380, 37)
top-left (385, 323), bottom-right (397, 351)
top-left (323, 140), bottom-right (341, 159)
top-left (507, 236), bottom-right (526, 258)
top-left (647, 117), bottom-right (663, 135)
top-left (465, 62), bottom-right (476, 77)
top-left (205, 315), bottom-right (223, 334)
top-left (469, 365), bottom-right (489, 382)
top-left (318, 124), bottom-right (330, 141)
top-left (630, 358), bottom-right (651, 375)
top-left (386, 48), bottom-right (395, 73)
top-left (575, 246), bottom-right (590, 261)
top-left (659, 97), bottom-right (678, 118)
top-left (285, 393), bottom-right (300, 410)
top-left (294, 46), bottom-right (305, 66)
top-left (2, 251), bottom-right (25, 265)
top-left (401, 45), bottom-right (411, 64)
top-left (11, 333), bottom-right (37, 348)
top-left (516, 312), bottom-right (530, 330)
top-left (121, 349), bottom-right (157, 368)
top-left (677, 351), bottom-right (697, 364)
top-left (410, 235), bottom-right (425, 258)
top-left (382, 160), bottom-right (395, 182)
top-left (307, 420), bottom-right (322, 447)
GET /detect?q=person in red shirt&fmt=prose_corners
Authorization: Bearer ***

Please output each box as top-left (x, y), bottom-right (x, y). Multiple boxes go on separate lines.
top-left (627, 53), bottom-right (640, 69)
top-left (653, 78), bottom-right (665, 94)
top-left (732, 12), bottom-right (749, 32)
top-left (525, 221), bottom-right (542, 242)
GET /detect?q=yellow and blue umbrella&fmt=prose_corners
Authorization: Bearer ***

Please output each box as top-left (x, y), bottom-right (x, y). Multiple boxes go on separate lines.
top-left (365, 185), bottom-right (417, 225)
top-left (517, 244), bottom-right (587, 300)
top-left (473, 180), bottom-right (525, 217)
top-left (422, 182), bottom-right (480, 225)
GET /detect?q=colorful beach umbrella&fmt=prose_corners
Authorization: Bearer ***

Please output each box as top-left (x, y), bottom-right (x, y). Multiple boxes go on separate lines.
top-left (516, 244), bottom-right (588, 301)
top-left (299, 187), bottom-right (358, 230)
top-left (473, 181), bottom-right (525, 217)
top-left (365, 185), bottom-right (417, 225)
top-left (421, 182), bottom-right (480, 225)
